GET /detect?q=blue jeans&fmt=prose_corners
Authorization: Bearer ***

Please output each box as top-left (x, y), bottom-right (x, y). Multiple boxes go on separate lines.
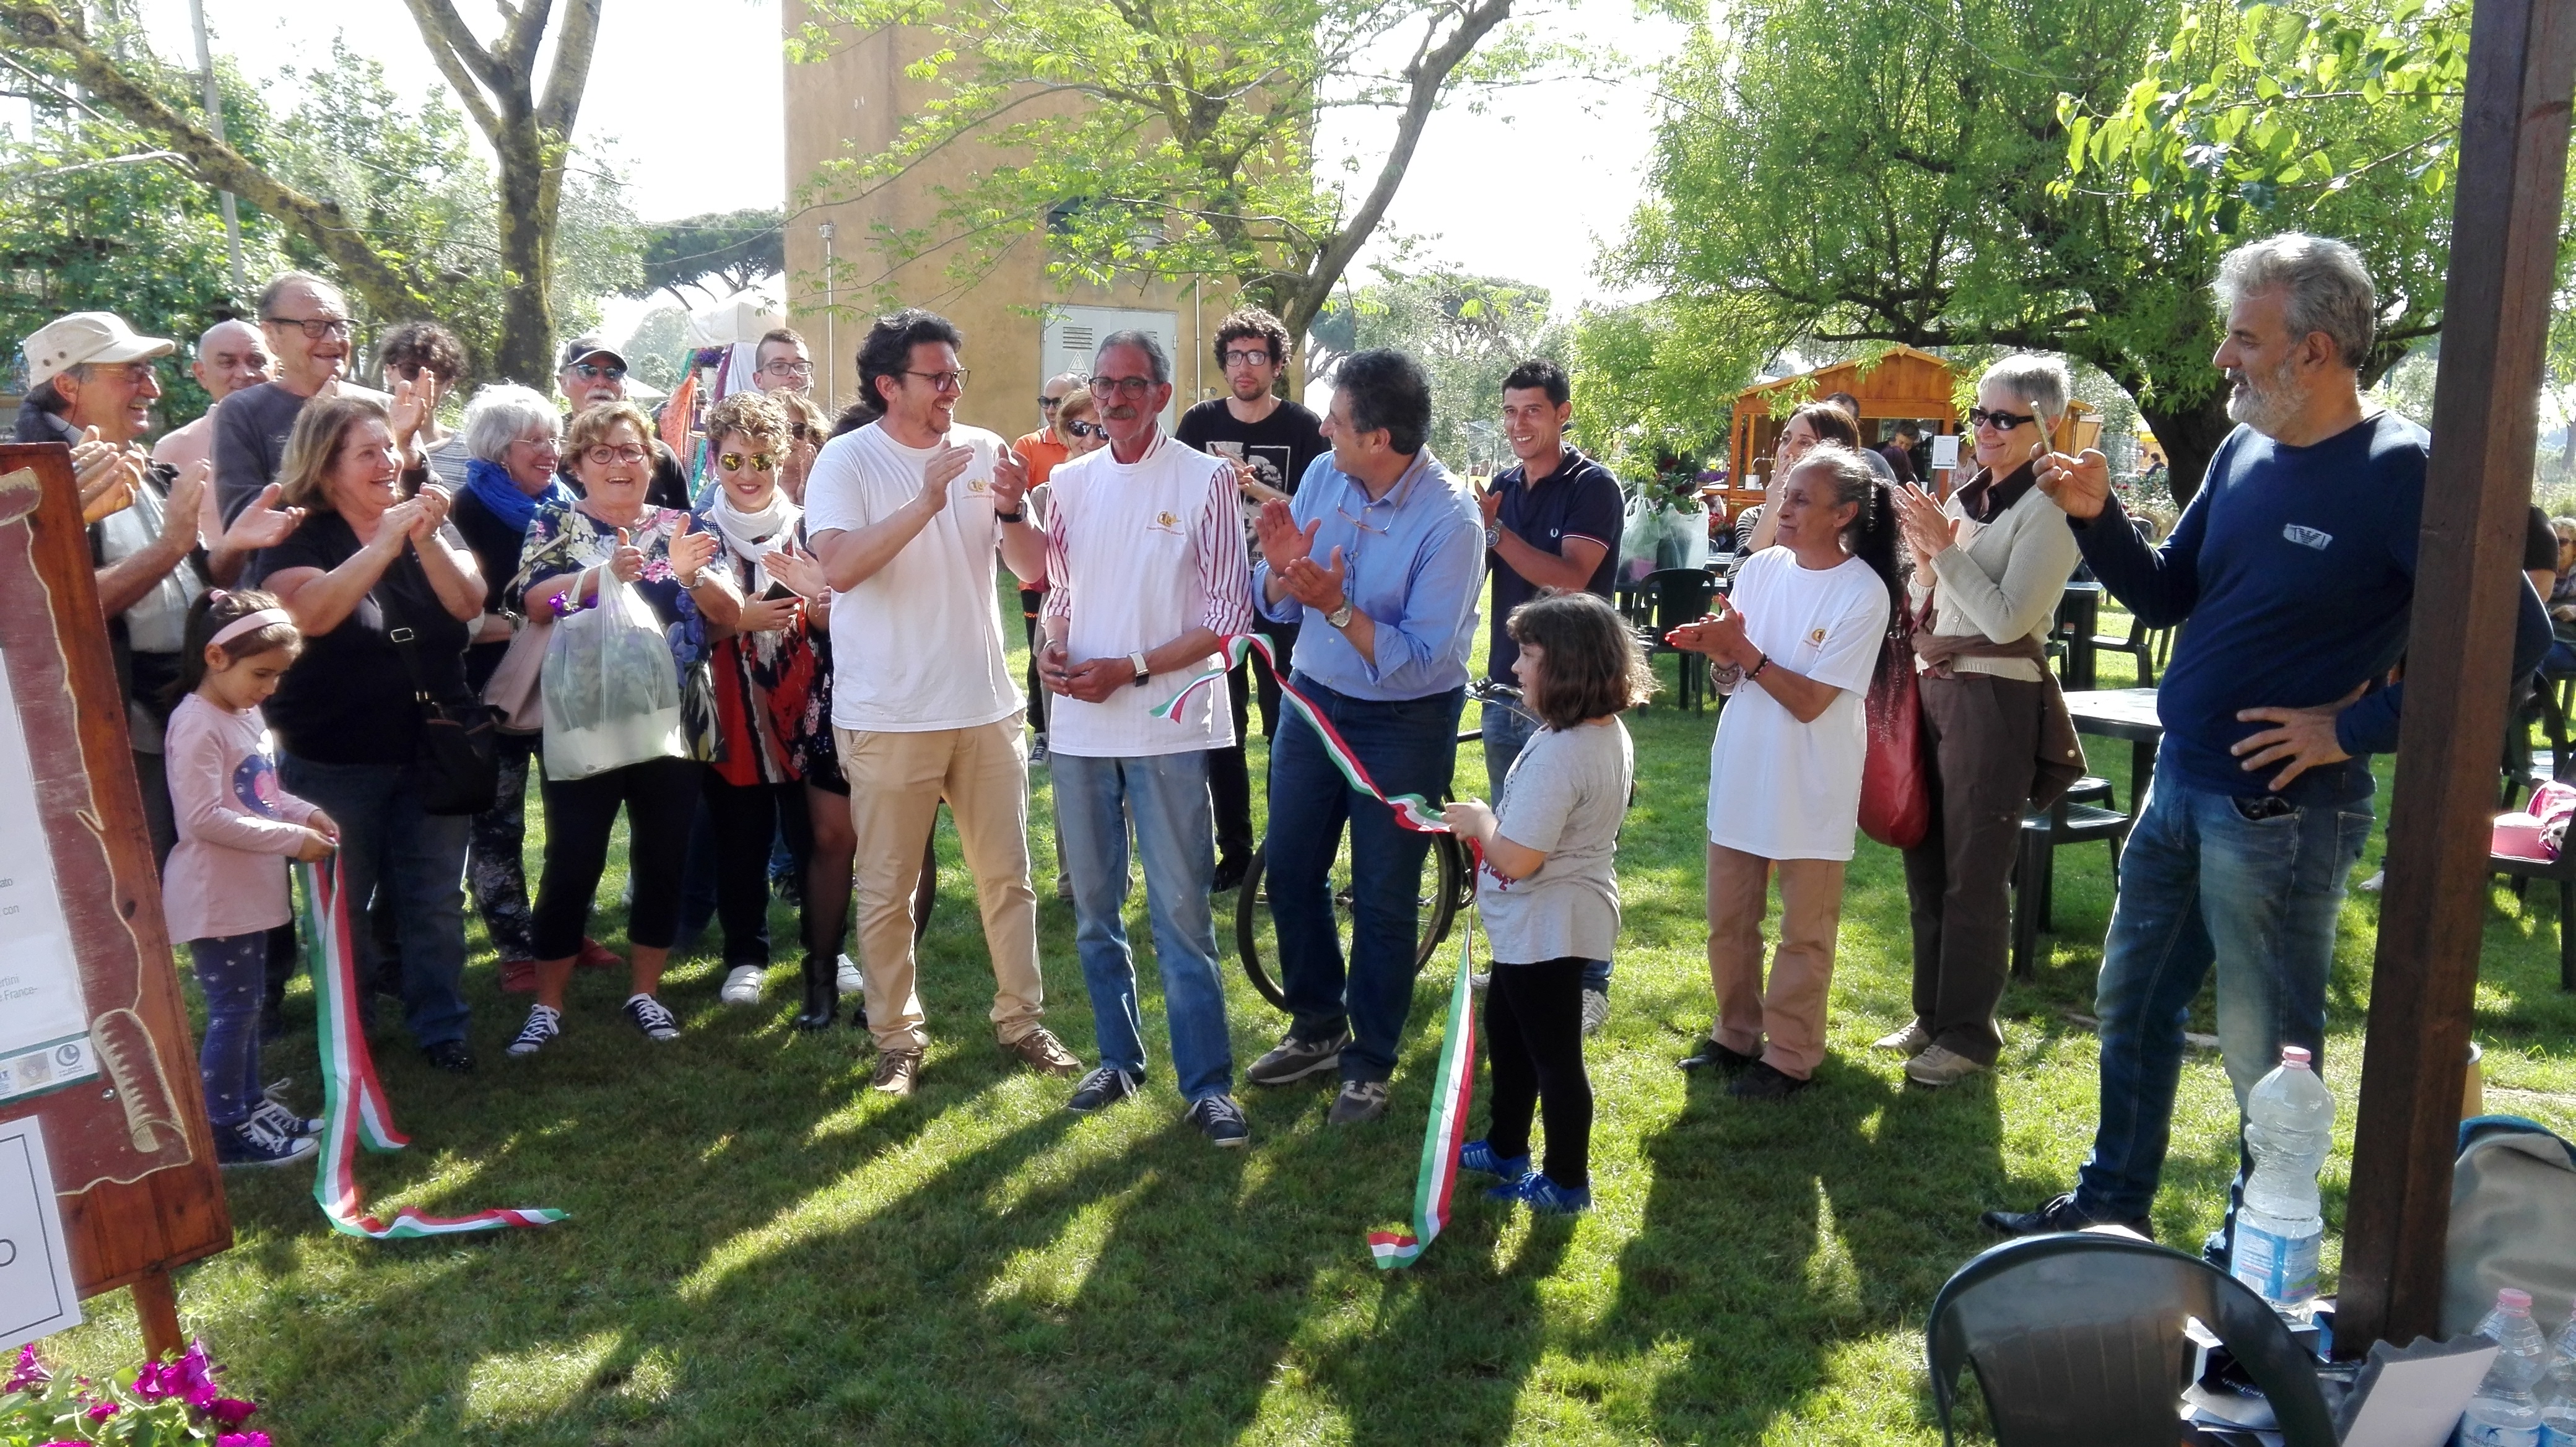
top-left (1268, 678), bottom-right (1463, 1083)
top-left (281, 755), bottom-right (474, 1050)
top-left (2072, 764), bottom-right (2372, 1228)
top-left (188, 933), bottom-right (266, 1127)
top-left (1055, 750), bottom-right (1234, 1103)
top-left (1481, 697), bottom-right (1612, 995)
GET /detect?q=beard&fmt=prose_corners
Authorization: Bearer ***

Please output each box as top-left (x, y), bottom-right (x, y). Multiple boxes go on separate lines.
top-left (2225, 354), bottom-right (2305, 434)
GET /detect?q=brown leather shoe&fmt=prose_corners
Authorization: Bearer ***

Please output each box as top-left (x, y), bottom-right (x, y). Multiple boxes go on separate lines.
top-left (1002, 1027), bottom-right (1082, 1077)
top-left (871, 1049), bottom-right (922, 1096)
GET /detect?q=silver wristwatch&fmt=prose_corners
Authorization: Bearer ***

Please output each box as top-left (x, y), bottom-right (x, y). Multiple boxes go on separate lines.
top-left (1325, 597), bottom-right (1356, 629)
top-left (1129, 650), bottom-right (1151, 688)
top-left (1484, 521), bottom-right (1503, 550)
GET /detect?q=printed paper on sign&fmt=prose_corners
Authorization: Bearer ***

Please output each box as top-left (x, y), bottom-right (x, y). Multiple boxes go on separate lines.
top-left (0, 645), bottom-right (97, 1104)
top-left (0, 1116), bottom-right (84, 1352)
top-left (1931, 435), bottom-right (1962, 471)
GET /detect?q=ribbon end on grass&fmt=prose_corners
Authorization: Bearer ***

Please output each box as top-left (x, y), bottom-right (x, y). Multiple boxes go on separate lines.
top-left (1366, 910), bottom-right (1481, 1270)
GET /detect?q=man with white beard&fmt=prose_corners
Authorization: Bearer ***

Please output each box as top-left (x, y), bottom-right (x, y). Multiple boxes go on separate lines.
top-left (1983, 232), bottom-right (2551, 1264)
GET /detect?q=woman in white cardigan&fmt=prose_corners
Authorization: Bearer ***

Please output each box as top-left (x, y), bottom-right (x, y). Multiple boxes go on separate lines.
top-left (1880, 356), bottom-right (2084, 1088)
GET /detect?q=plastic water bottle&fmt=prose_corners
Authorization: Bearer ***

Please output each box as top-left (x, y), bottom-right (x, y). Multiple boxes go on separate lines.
top-left (2538, 1310), bottom-right (2576, 1446)
top-left (2231, 1044), bottom-right (2334, 1307)
top-left (2461, 1288), bottom-right (2551, 1446)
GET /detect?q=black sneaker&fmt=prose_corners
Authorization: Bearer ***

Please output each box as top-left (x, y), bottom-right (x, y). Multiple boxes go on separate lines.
top-left (1728, 1060), bottom-right (1811, 1100)
top-left (253, 1080), bottom-right (322, 1138)
top-left (424, 1039), bottom-right (476, 1073)
top-left (1980, 1191), bottom-right (2155, 1241)
top-left (1247, 1031), bottom-right (1347, 1087)
top-left (1186, 1093), bottom-right (1250, 1147)
top-left (624, 993), bottom-right (680, 1043)
top-left (216, 1116), bottom-right (318, 1168)
top-left (506, 1004), bottom-right (562, 1058)
top-left (1678, 1037), bottom-right (1759, 1075)
top-left (1328, 1080), bottom-right (1390, 1125)
top-left (1212, 855), bottom-right (1247, 894)
top-left (1066, 1066), bottom-right (1139, 1113)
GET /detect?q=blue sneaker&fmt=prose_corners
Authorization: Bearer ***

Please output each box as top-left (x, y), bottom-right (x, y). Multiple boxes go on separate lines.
top-left (1459, 1139), bottom-right (1531, 1181)
top-left (1487, 1173), bottom-right (1591, 1214)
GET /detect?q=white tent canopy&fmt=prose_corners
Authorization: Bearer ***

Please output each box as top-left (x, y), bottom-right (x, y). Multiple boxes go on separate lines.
top-left (685, 287), bottom-right (785, 350)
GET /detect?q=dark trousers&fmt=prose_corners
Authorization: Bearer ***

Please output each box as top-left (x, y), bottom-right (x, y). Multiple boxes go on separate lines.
top-left (1483, 956), bottom-right (1592, 1189)
top-left (1900, 672), bottom-right (2042, 1066)
top-left (1021, 587), bottom-right (1048, 733)
top-left (467, 732), bottom-right (541, 961)
top-left (704, 772), bottom-right (812, 968)
top-left (531, 756), bottom-right (700, 960)
top-left (188, 933), bottom-right (267, 1127)
top-left (1266, 676), bottom-right (1463, 1083)
top-left (1209, 616), bottom-right (1299, 867)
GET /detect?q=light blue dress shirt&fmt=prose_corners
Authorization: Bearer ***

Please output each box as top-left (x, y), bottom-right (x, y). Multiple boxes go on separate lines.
top-left (1253, 447), bottom-right (1484, 702)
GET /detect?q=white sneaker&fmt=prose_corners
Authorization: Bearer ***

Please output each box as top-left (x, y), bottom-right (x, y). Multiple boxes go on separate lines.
top-left (836, 953), bottom-right (863, 997)
top-left (1470, 969), bottom-right (1492, 990)
top-left (720, 964), bottom-right (765, 1006)
top-left (1580, 987), bottom-right (1610, 1036)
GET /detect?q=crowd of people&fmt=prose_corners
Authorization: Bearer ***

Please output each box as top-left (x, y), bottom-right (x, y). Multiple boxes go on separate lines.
top-left (16, 230), bottom-right (2546, 1248)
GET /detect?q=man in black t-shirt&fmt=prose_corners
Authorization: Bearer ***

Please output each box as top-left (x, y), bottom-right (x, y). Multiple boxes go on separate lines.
top-left (213, 272), bottom-right (396, 526)
top-left (1175, 306), bottom-right (1328, 891)
top-left (556, 336), bottom-right (692, 511)
top-left (1479, 358), bottom-right (1625, 1030)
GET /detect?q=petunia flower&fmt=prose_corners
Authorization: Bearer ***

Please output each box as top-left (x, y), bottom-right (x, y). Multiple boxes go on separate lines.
top-left (206, 1396), bottom-right (259, 1425)
top-left (3, 1343), bottom-right (48, 1392)
top-left (173, 1341), bottom-right (219, 1407)
top-left (217, 1432), bottom-right (273, 1447)
top-left (85, 1401), bottom-right (120, 1421)
top-left (131, 1360), bottom-right (176, 1401)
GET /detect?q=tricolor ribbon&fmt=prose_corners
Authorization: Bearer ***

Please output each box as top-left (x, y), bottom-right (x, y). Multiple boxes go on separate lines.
top-left (1367, 907), bottom-right (1480, 1269)
top-left (297, 860), bottom-right (567, 1238)
top-left (1153, 633), bottom-right (1450, 833)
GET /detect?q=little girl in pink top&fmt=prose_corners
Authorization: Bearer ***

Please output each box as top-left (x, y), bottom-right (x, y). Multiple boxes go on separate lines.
top-left (163, 590), bottom-right (337, 1168)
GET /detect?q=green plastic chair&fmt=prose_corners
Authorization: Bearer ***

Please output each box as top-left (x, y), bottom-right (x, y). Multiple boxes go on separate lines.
top-left (1926, 1233), bottom-right (2336, 1447)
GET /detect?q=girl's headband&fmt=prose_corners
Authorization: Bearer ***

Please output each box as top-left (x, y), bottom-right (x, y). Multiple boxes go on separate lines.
top-left (209, 608), bottom-right (294, 649)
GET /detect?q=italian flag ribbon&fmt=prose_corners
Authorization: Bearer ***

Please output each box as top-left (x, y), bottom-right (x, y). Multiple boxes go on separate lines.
top-left (298, 860), bottom-right (568, 1238)
top-left (1152, 632), bottom-right (1448, 833)
top-left (1154, 634), bottom-right (1477, 1266)
top-left (1367, 906), bottom-right (1481, 1269)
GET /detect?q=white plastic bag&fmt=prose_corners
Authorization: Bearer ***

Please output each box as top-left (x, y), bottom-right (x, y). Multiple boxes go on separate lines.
top-left (541, 570), bottom-right (684, 780)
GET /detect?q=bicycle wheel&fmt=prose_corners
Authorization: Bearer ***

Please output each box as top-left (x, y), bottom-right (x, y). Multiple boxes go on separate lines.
top-left (1232, 834), bottom-right (1463, 1015)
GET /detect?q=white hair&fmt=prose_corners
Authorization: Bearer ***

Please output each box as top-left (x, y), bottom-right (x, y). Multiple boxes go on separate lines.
top-left (461, 383), bottom-right (560, 463)
top-left (1980, 355), bottom-right (2073, 429)
top-left (2215, 232), bottom-right (2377, 368)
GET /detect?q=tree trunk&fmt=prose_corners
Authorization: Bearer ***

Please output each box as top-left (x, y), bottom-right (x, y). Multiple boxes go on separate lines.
top-left (492, 120), bottom-right (556, 387)
top-left (2136, 390), bottom-right (2237, 509)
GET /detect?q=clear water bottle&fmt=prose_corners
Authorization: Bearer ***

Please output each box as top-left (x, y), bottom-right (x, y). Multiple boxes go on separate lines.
top-left (2538, 1309), bottom-right (2576, 1446)
top-left (2232, 1044), bottom-right (2334, 1306)
top-left (2462, 1288), bottom-right (2551, 1446)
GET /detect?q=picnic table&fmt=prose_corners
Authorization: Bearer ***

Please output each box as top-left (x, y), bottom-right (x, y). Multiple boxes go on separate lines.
top-left (2062, 686), bottom-right (2162, 811)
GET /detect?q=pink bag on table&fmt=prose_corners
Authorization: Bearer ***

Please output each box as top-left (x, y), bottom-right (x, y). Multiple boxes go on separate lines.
top-left (2492, 780), bottom-right (2576, 862)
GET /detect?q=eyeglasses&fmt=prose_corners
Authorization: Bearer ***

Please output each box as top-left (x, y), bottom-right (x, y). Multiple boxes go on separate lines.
top-left (571, 362), bottom-right (626, 382)
top-left (719, 451), bottom-right (777, 472)
top-left (1967, 406), bottom-right (2039, 432)
top-left (583, 444), bottom-right (650, 465)
top-left (510, 435), bottom-right (560, 452)
top-left (1222, 349), bottom-right (1275, 368)
top-left (1089, 375), bottom-right (1157, 399)
top-left (904, 369), bottom-right (969, 393)
top-left (78, 362), bottom-right (157, 385)
top-left (266, 315), bottom-right (353, 340)
top-left (1063, 419), bottom-right (1104, 439)
top-left (760, 360), bottom-right (813, 378)
top-left (1038, 395), bottom-right (1065, 411)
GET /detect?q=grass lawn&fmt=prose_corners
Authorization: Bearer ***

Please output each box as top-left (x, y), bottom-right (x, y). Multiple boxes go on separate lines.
top-left (42, 592), bottom-right (2576, 1444)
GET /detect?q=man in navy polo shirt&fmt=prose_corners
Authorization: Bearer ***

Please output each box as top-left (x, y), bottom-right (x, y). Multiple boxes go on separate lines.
top-left (1479, 357), bottom-right (1625, 1032)
top-left (1984, 232), bottom-right (2552, 1259)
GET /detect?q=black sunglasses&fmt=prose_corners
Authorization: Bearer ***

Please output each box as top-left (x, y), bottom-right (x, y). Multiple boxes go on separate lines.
top-left (1967, 406), bottom-right (2037, 432)
top-left (1064, 419), bottom-right (1105, 439)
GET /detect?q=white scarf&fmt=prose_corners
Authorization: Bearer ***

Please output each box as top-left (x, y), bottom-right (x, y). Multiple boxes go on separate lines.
top-left (708, 484), bottom-right (799, 595)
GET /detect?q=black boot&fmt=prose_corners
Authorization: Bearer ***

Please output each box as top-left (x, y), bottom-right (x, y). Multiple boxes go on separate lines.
top-left (792, 953), bottom-right (836, 1031)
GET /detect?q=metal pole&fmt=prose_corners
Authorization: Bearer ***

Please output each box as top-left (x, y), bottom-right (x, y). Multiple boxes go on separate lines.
top-left (186, 0), bottom-right (245, 294)
top-left (820, 221), bottom-right (838, 408)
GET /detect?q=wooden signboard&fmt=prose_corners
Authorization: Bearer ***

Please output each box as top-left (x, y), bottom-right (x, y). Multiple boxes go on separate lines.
top-left (0, 442), bottom-right (230, 1357)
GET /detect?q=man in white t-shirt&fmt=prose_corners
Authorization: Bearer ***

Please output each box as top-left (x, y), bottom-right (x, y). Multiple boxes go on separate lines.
top-left (803, 308), bottom-right (1086, 1097)
top-left (1038, 331), bottom-right (1256, 1145)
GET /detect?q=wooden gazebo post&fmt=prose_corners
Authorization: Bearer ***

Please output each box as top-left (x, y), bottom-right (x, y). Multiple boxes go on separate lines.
top-left (2337, 0), bottom-right (2576, 1353)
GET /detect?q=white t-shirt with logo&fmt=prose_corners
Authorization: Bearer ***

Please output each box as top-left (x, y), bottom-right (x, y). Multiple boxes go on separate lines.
top-left (1704, 548), bottom-right (1893, 862)
top-left (1040, 435), bottom-right (1254, 758)
top-left (801, 421), bottom-right (1021, 733)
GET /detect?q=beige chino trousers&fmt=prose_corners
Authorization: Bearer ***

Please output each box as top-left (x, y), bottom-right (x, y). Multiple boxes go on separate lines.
top-left (836, 717), bottom-right (1044, 1054)
top-left (1706, 842), bottom-right (1847, 1081)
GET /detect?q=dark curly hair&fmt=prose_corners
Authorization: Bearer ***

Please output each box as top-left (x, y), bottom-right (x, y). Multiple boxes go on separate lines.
top-left (1213, 307), bottom-right (1292, 369)
top-left (378, 320), bottom-right (468, 385)
top-left (855, 308), bottom-right (964, 419)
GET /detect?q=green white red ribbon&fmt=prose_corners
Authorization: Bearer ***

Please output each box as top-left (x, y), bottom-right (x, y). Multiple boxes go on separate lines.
top-left (298, 860), bottom-right (567, 1238)
top-left (1367, 908), bottom-right (1480, 1269)
top-left (1154, 633), bottom-right (1450, 833)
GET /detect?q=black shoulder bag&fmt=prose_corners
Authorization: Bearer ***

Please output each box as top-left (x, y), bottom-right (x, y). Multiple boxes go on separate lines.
top-left (381, 574), bottom-right (500, 816)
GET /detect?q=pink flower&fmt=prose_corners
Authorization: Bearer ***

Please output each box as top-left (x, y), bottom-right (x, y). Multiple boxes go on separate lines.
top-left (217, 1433), bottom-right (273, 1447)
top-left (84, 1401), bottom-right (120, 1421)
top-left (3, 1343), bottom-right (48, 1392)
top-left (173, 1341), bottom-right (219, 1407)
top-left (206, 1396), bottom-right (259, 1425)
top-left (131, 1360), bottom-right (176, 1402)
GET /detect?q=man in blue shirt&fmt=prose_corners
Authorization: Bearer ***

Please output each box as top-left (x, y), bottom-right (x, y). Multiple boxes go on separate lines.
top-left (1986, 233), bottom-right (2552, 1259)
top-left (1243, 349), bottom-right (1484, 1124)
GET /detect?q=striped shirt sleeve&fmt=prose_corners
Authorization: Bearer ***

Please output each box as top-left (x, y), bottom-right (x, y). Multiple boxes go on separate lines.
top-left (1042, 480), bottom-right (1075, 623)
top-left (1198, 455), bottom-right (1255, 636)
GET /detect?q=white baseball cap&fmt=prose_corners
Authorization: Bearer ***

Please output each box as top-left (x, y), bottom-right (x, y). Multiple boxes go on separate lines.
top-left (22, 312), bottom-right (176, 391)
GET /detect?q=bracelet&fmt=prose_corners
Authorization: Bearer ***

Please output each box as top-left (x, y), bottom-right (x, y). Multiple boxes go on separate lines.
top-left (995, 507), bottom-right (1025, 524)
top-left (1747, 654), bottom-right (1770, 681)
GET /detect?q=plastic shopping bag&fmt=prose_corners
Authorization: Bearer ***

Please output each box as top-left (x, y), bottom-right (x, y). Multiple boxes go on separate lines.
top-left (541, 572), bottom-right (684, 780)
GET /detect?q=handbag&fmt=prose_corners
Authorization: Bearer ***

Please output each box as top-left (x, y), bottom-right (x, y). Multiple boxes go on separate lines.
top-left (1858, 603), bottom-right (1931, 850)
top-left (482, 611), bottom-right (551, 735)
top-left (385, 616), bottom-right (500, 816)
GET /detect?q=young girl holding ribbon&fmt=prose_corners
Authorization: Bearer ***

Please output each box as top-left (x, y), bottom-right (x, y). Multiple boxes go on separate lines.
top-left (1443, 590), bottom-right (1650, 1215)
top-left (161, 589), bottom-right (339, 1168)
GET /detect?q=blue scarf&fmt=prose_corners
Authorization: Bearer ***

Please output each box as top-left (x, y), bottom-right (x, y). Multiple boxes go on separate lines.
top-left (464, 455), bottom-right (566, 534)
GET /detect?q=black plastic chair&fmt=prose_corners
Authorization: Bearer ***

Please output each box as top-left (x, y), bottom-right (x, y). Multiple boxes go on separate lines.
top-left (2092, 618), bottom-right (2172, 686)
top-left (1639, 567), bottom-right (1717, 712)
top-left (1928, 1233), bottom-right (2337, 1447)
top-left (2010, 784), bottom-right (2131, 978)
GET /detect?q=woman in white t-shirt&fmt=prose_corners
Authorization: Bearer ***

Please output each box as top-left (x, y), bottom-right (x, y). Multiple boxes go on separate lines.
top-left (1668, 445), bottom-right (1902, 1099)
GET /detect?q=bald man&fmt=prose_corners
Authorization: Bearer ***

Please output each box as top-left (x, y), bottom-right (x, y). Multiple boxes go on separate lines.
top-left (151, 318), bottom-right (272, 481)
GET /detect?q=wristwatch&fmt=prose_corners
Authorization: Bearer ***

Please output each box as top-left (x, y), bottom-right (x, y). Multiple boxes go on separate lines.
top-left (1484, 521), bottom-right (1503, 550)
top-left (1325, 597), bottom-right (1356, 629)
top-left (1129, 650), bottom-right (1151, 688)
top-left (995, 507), bottom-right (1025, 523)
